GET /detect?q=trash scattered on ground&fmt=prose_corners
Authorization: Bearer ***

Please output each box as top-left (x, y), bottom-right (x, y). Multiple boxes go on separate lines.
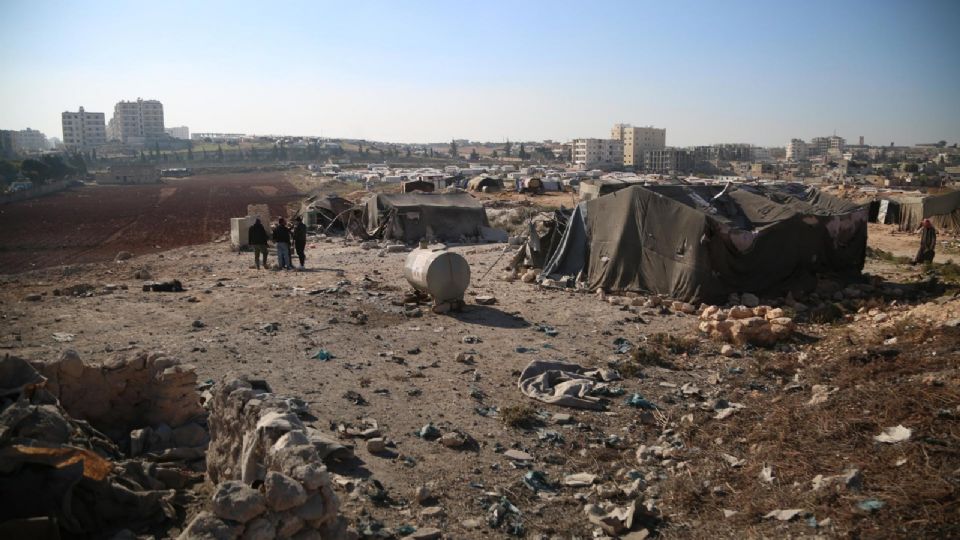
top-left (522, 470), bottom-right (555, 492)
top-left (311, 349), bottom-right (335, 361)
top-left (625, 393), bottom-right (658, 409)
top-left (874, 425), bottom-right (911, 443)
top-left (518, 359), bottom-right (621, 410)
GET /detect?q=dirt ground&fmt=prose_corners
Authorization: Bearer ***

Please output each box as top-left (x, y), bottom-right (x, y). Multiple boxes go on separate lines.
top-left (0, 172), bottom-right (302, 274)
top-left (1, 227), bottom-right (958, 538)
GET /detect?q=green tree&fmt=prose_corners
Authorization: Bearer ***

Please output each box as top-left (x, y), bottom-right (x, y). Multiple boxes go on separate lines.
top-left (904, 162), bottom-right (919, 173)
top-left (503, 140), bottom-right (512, 157)
top-left (0, 160), bottom-right (18, 181)
top-left (469, 148), bottom-right (479, 161)
top-left (250, 146), bottom-right (258, 161)
top-left (405, 147), bottom-right (411, 158)
top-left (91, 148), bottom-right (98, 162)
top-left (217, 144), bottom-right (224, 162)
top-left (492, 150), bottom-right (499, 159)
top-left (449, 140), bottom-right (459, 158)
top-left (518, 143), bottom-right (528, 160)
top-left (20, 158), bottom-right (51, 183)
top-left (154, 141), bottom-right (161, 160)
top-left (357, 142), bottom-right (363, 154)
top-left (187, 146), bottom-right (194, 161)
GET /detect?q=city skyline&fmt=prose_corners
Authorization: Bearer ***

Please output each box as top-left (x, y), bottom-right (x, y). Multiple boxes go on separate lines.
top-left (1, 0), bottom-right (958, 147)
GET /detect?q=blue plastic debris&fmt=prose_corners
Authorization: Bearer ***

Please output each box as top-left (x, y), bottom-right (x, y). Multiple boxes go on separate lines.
top-left (613, 337), bottom-right (633, 354)
top-left (311, 349), bottom-right (334, 361)
top-left (857, 499), bottom-right (885, 512)
top-left (522, 471), bottom-right (555, 492)
top-left (625, 393), bottom-right (658, 410)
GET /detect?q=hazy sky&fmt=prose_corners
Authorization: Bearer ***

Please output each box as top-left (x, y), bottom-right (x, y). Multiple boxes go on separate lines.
top-left (1, 0), bottom-right (958, 146)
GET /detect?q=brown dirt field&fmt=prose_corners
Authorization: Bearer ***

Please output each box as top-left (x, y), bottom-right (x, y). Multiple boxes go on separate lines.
top-left (0, 172), bottom-right (302, 274)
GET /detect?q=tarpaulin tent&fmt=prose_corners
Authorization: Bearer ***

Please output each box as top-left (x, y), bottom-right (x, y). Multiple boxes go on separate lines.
top-left (363, 192), bottom-right (490, 242)
top-left (302, 194), bottom-right (353, 229)
top-left (541, 184), bottom-right (868, 302)
top-left (467, 175), bottom-right (502, 192)
top-left (894, 190), bottom-right (960, 233)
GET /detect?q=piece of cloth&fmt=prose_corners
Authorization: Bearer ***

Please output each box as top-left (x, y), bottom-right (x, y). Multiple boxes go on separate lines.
top-left (248, 222), bottom-right (269, 245)
top-left (253, 244), bottom-right (268, 268)
top-left (276, 242), bottom-right (292, 269)
top-left (272, 224), bottom-right (291, 244)
top-left (517, 359), bottom-right (621, 410)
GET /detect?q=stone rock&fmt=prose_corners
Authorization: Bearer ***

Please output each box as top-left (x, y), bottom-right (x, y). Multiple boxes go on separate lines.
top-left (414, 484), bottom-right (432, 504)
top-left (290, 529), bottom-right (322, 540)
top-left (727, 305), bottom-right (753, 319)
top-left (741, 293), bottom-right (760, 307)
top-left (178, 511), bottom-right (244, 540)
top-left (552, 413), bottom-right (573, 425)
top-left (503, 449), bottom-right (533, 461)
top-left (173, 422), bottom-right (210, 447)
top-left (439, 432), bottom-right (466, 448)
top-left (474, 295), bottom-right (497, 305)
top-left (521, 270), bottom-right (538, 283)
top-left (115, 251), bottom-right (133, 261)
top-left (563, 473), bottom-right (598, 487)
top-left (211, 481), bottom-right (267, 523)
top-left (275, 511), bottom-right (304, 538)
top-left (23, 293), bottom-right (42, 302)
top-left (292, 463), bottom-right (328, 491)
top-left (402, 528), bottom-right (442, 540)
top-left (241, 518), bottom-right (276, 540)
top-left (720, 344), bottom-right (736, 358)
top-left (366, 437), bottom-right (387, 453)
top-left (265, 471), bottom-right (308, 512)
top-left (294, 494), bottom-right (328, 521)
top-left (420, 506), bottom-right (445, 518)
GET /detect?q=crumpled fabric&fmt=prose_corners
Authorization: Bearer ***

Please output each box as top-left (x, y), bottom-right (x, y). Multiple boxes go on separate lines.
top-left (517, 360), bottom-right (621, 410)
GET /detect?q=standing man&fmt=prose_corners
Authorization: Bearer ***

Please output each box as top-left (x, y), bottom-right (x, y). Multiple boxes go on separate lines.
top-left (292, 216), bottom-right (308, 270)
top-left (272, 217), bottom-right (294, 270)
top-left (248, 217), bottom-right (269, 270)
top-left (913, 218), bottom-right (937, 265)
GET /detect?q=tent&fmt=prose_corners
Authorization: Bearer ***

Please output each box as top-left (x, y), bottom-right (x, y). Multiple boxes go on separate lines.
top-left (467, 175), bottom-right (502, 192)
top-left (363, 192), bottom-right (490, 242)
top-left (302, 194), bottom-right (353, 230)
top-left (541, 184), bottom-right (868, 302)
top-left (893, 190), bottom-right (960, 233)
top-left (401, 179), bottom-right (435, 193)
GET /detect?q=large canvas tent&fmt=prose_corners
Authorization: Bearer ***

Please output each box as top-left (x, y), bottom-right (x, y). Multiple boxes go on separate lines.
top-left (893, 190), bottom-right (960, 233)
top-left (541, 184), bottom-right (868, 302)
top-left (363, 192), bottom-right (490, 242)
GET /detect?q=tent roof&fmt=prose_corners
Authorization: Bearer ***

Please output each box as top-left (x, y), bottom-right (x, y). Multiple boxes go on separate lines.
top-left (371, 192), bottom-right (483, 210)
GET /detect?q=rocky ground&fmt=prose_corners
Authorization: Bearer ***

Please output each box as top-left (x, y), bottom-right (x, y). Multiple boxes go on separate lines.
top-left (2, 229), bottom-right (958, 538)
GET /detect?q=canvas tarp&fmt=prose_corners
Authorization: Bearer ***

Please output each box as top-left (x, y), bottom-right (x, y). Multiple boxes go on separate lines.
top-left (363, 192), bottom-right (489, 242)
top-left (895, 190), bottom-right (960, 233)
top-left (541, 184), bottom-right (868, 303)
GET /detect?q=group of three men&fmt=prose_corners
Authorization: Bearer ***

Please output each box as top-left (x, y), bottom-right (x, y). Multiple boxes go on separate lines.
top-left (247, 216), bottom-right (307, 270)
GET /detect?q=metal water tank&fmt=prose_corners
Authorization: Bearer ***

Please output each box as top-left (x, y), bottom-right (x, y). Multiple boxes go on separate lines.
top-left (404, 247), bottom-right (471, 303)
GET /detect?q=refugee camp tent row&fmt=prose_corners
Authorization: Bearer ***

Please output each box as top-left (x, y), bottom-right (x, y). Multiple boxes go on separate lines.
top-left (363, 192), bottom-right (491, 242)
top-left (540, 183), bottom-right (868, 303)
top-left (894, 190), bottom-right (960, 233)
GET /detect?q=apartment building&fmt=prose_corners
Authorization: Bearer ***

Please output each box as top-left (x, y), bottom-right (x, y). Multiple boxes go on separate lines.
top-left (642, 149), bottom-right (693, 174)
top-left (572, 138), bottom-right (624, 170)
top-left (610, 123), bottom-right (666, 168)
top-left (786, 139), bottom-right (809, 161)
top-left (107, 98), bottom-right (165, 145)
top-left (165, 126), bottom-right (190, 140)
top-left (811, 135), bottom-right (845, 155)
top-left (61, 107), bottom-right (107, 150)
top-left (14, 128), bottom-right (49, 152)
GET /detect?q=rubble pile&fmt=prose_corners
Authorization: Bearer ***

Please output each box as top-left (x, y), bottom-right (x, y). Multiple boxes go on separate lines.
top-left (0, 354), bottom-right (203, 538)
top-left (184, 378), bottom-right (348, 539)
top-left (698, 305), bottom-right (796, 346)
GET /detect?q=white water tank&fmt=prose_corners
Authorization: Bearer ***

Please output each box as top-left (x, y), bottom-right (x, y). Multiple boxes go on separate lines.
top-left (404, 247), bottom-right (471, 303)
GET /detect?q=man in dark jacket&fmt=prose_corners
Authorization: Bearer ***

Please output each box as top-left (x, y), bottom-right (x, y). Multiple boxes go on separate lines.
top-left (914, 218), bottom-right (937, 265)
top-left (248, 218), bottom-right (270, 269)
top-left (272, 217), bottom-right (294, 270)
top-left (292, 216), bottom-right (308, 269)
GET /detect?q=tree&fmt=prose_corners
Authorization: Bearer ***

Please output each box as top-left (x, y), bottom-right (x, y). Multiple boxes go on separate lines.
top-left (469, 148), bottom-right (479, 161)
top-left (503, 140), bottom-right (512, 157)
top-left (154, 141), bottom-right (161, 160)
top-left (405, 147), bottom-right (411, 158)
top-left (250, 146), bottom-right (258, 161)
top-left (91, 148), bottom-right (97, 162)
top-left (217, 144), bottom-right (224, 162)
top-left (904, 162), bottom-right (919, 173)
top-left (187, 147), bottom-right (194, 161)
top-left (449, 140), bottom-right (459, 159)
top-left (492, 150), bottom-right (499, 159)
top-left (202, 148), bottom-right (208, 161)
top-left (20, 159), bottom-right (51, 183)
top-left (0, 160), bottom-right (18, 181)
top-left (518, 143), bottom-right (528, 160)
top-left (429, 147), bottom-right (434, 158)
top-left (358, 142), bottom-right (363, 154)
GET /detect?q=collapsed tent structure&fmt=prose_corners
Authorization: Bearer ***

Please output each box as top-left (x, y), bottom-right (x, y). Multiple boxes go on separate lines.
top-left (541, 184), bottom-right (868, 302)
top-left (363, 192), bottom-right (490, 242)
top-left (302, 194), bottom-right (353, 230)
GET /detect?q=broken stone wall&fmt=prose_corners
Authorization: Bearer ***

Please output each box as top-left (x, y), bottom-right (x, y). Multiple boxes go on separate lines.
top-left (182, 378), bottom-right (346, 539)
top-left (31, 350), bottom-right (205, 442)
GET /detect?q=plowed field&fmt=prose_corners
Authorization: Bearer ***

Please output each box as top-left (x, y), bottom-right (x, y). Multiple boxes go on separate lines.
top-left (0, 172), bottom-right (301, 274)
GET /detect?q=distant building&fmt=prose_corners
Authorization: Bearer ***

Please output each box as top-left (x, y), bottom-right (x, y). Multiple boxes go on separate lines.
top-left (810, 135), bottom-right (845, 155)
top-left (786, 139), bottom-right (808, 161)
top-left (191, 132), bottom-right (246, 142)
top-left (0, 130), bottom-right (16, 158)
top-left (62, 107), bottom-right (107, 150)
top-left (165, 126), bottom-right (190, 140)
top-left (610, 124), bottom-right (665, 169)
top-left (572, 138), bottom-right (624, 170)
top-left (98, 164), bottom-right (161, 185)
top-left (12, 128), bottom-right (49, 152)
top-left (642, 149), bottom-right (694, 174)
top-left (107, 98), bottom-right (165, 145)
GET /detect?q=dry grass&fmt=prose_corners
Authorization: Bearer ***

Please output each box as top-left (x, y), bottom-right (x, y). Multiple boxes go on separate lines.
top-left (500, 403), bottom-right (538, 429)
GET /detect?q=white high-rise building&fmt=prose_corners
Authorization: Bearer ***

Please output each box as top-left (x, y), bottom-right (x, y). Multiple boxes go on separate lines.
top-left (108, 98), bottom-right (165, 145)
top-left (165, 126), bottom-right (189, 140)
top-left (786, 139), bottom-right (809, 161)
top-left (610, 123), bottom-right (666, 168)
top-left (572, 138), bottom-right (624, 170)
top-left (61, 107), bottom-right (107, 150)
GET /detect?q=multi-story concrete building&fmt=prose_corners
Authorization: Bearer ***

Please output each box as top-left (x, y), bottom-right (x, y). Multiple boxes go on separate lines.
top-left (642, 149), bottom-right (694, 174)
top-left (61, 107), bottom-right (107, 150)
top-left (13, 128), bottom-right (49, 152)
top-left (810, 135), bottom-right (845, 155)
top-left (165, 126), bottom-right (190, 140)
top-left (107, 98), bottom-right (165, 145)
top-left (572, 138), bottom-right (624, 170)
top-left (786, 139), bottom-right (809, 161)
top-left (610, 123), bottom-right (666, 169)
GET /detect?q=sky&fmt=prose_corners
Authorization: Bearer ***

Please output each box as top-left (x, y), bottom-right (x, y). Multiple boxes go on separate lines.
top-left (1, 0), bottom-right (958, 147)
